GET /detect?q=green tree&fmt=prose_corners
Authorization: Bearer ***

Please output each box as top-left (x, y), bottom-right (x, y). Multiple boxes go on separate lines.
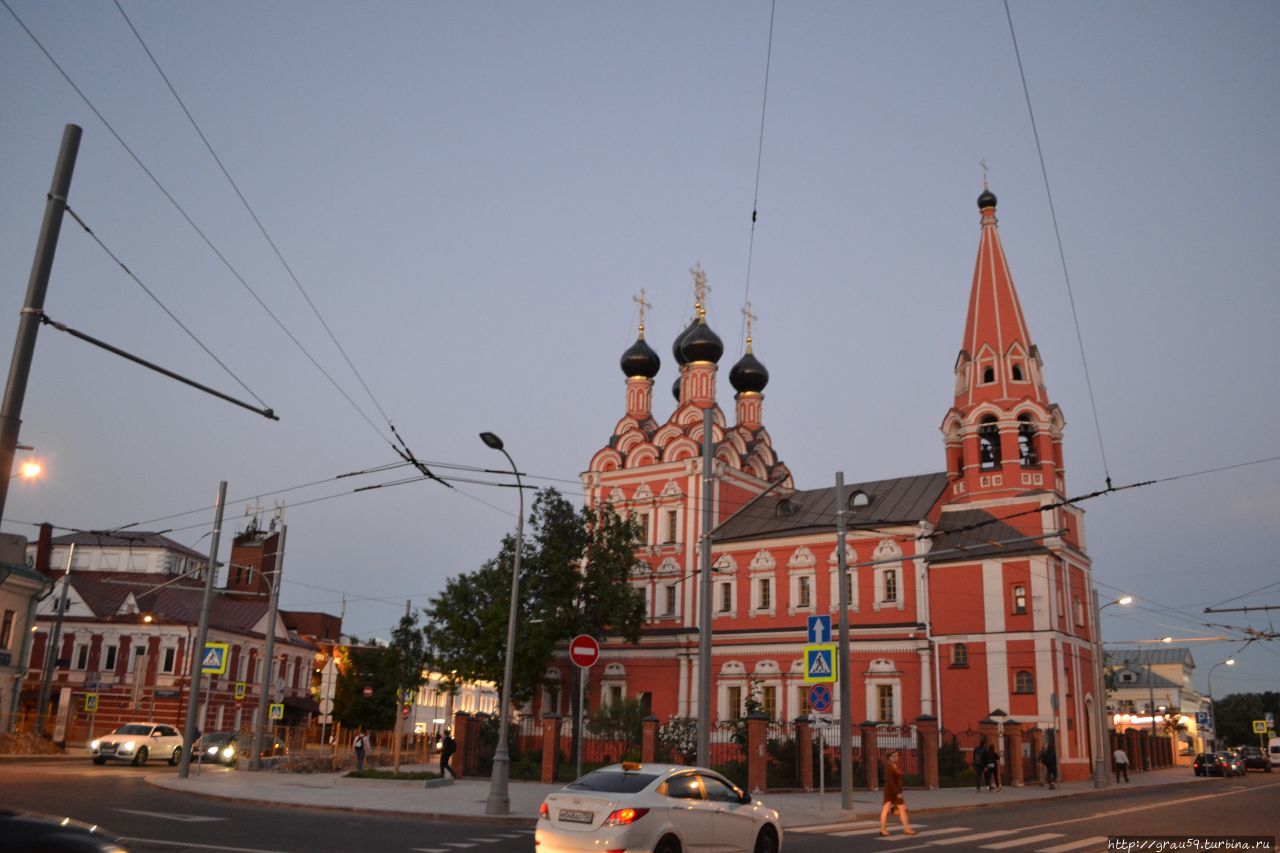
top-left (332, 614), bottom-right (428, 735)
top-left (423, 489), bottom-right (646, 704)
top-left (1213, 692), bottom-right (1279, 748)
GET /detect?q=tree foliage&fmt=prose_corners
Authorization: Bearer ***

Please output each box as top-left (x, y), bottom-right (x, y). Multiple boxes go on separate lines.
top-left (422, 489), bottom-right (646, 704)
top-left (1213, 692), bottom-right (1279, 747)
top-left (332, 613), bottom-right (428, 731)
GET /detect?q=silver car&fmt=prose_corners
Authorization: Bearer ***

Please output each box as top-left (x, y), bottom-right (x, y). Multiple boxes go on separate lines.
top-left (537, 763), bottom-right (782, 853)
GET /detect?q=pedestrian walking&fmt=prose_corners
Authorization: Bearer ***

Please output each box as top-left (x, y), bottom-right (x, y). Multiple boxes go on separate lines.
top-left (973, 740), bottom-right (988, 792)
top-left (440, 729), bottom-right (457, 779)
top-left (353, 729), bottom-right (368, 771)
top-left (879, 751), bottom-right (918, 837)
top-left (1113, 745), bottom-right (1130, 783)
top-left (1039, 740), bottom-right (1058, 789)
top-left (984, 742), bottom-right (1001, 791)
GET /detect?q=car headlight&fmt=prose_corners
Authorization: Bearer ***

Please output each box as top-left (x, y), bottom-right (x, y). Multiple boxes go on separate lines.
top-left (122, 740), bottom-right (136, 752)
top-left (206, 746), bottom-right (218, 755)
top-left (222, 747), bottom-right (236, 759)
top-left (90, 739), bottom-right (100, 750)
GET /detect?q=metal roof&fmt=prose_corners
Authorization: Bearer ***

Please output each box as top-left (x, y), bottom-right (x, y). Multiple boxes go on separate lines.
top-left (1106, 647), bottom-right (1197, 669)
top-left (712, 472), bottom-right (949, 543)
top-left (48, 530), bottom-right (208, 561)
top-left (926, 508), bottom-right (1048, 562)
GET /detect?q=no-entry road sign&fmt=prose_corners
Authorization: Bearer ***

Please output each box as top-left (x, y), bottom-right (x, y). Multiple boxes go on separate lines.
top-left (569, 634), bottom-right (600, 668)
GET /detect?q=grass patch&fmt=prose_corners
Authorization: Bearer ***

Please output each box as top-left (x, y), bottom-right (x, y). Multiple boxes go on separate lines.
top-left (344, 768), bottom-right (440, 780)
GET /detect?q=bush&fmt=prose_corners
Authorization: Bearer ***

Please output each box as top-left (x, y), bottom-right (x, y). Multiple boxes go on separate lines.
top-left (345, 768), bottom-right (439, 780)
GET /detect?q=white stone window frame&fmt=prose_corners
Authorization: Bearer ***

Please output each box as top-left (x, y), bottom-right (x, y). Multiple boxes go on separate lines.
top-left (719, 661), bottom-right (747, 721)
top-left (72, 642), bottom-right (89, 671)
top-left (600, 662), bottom-right (627, 708)
top-left (541, 669), bottom-right (563, 716)
top-left (160, 644), bottom-right (178, 674)
top-left (660, 581), bottom-right (680, 619)
top-left (712, 555), bottom-right (738, 619)
top-left (827, 542), bottom-right (859, 614)
top-left (751, 661), bottom-right (783, 721)
top-left (872, 539), bottom-right (906, 612)
top-left (786, 547), bottom-right (817, 616)
top-left (749, 550), bottom-right (777, 618)
top-left (633, 581), bottom-right (653, 620)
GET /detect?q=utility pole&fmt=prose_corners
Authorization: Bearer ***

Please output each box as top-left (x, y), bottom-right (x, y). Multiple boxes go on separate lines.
top-left (35, 544), bottom-right (75, 736)
top-left (251, 524), bottom-right (286, 770)
top-left (179, 481), bottom-right (227, 777)
top-left (834, 473), bottom-right (853, 810)
top-left (696, 406), bottom-right (714, 767)
top-left (0, 124), bottom-right (81, 522)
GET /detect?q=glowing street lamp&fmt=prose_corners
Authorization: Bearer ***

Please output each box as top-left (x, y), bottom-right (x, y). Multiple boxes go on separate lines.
top-left (1207, 658), bottom-right (1236, 751)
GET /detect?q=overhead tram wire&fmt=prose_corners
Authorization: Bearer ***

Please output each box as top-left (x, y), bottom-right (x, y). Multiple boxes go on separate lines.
top-left (59, 203), bottom-right (272, 412)
top-left (738, 0), bottom-right (777, 357)
top-left (2, 1), bottom-right (391, 445)
top-left (1004, 1), bottom-right (1112, 487)
top-left (113, 1), bottom-right (397, 433)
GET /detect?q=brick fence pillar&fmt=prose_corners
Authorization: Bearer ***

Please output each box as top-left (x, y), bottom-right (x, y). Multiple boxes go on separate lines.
top-left (795, 717), bottom-right (813, 791)
top-left (1005, 720), bottom-right (1025, 786)
top-left (641, 716), bottom-right (659, 764)
top-left (541, 713), bottom-right (561, 783)
top-left (451, 712), bottom-right (470, 779)
top-left (861, 721), bottom-right (879, 790)
top-left (746, 712), bottom-right (768, 793)
top-left (1027, 728), bottom-right (1044, 785)
top-left (916, 715), bottom-right (939, 790)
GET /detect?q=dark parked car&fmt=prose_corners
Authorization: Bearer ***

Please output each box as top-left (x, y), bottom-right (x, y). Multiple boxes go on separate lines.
top-left (1193, 752), bottom-right (1233, 776)
top-left (0, 807), bottom-right (128, 852)
top-left (1223, 751), bottom-right (1246, 776)
top-left (195, 731), bottom-right (287, 766)
top-left (1233, 745), bottom-right (1271, 772)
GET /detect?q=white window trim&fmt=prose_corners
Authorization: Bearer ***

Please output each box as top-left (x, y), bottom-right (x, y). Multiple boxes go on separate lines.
top-left (714, 578), bottom-right (738, 619)
top-left (866, 678), bottom-right (901, 725)
top-left (752, 576), bottom-right (776, 617)
top-left (160, 645), bottom-right (178, 674)
top-left (720, 681), bottom-right (746, 721)
top-left (828, 544), bottom-right (860, 613)
top-left (660, 582), bottom-right (680, 619)
top-left (788, 570), bottom-right (816, 615)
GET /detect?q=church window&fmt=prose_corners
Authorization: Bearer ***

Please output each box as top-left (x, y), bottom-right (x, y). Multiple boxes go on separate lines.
top-left (1012, 363), bottom-right (1025, 381)
top-left (1014, 670), bottom-right (1035, 693)
top-left (877, 684), bottom-right (895, 723)
top-left (797, 576), bottom-right (812, 608)
top-left (103, 646), bottom-right (117, 672)
top-left (883, 569), bottom-right (898, 603)
top-left (982, 366), bottom-right (995, 384)
top-left (1012, 584), bottom-right (1027, 614)
top-left (719, 581), bottom-right (732, 613)
top-left (1074, 597), bottom-right (1085, 626)
top-left (607, 684), bottom-right (623, 706)
top-left (797, 685), bottom-right (810, 715)
top-left (726, 686), bottom-right (742, 719)
top-left (761, 685), bottom-right (778, 720)
top-left (162, 646), bottom-right (177, 673)
top-left (635, 512), bottom-right (649, 543)
top-left (979, 417), bottom-right (1001, 470)
top-left (758, 578), bottom-right (772, 610)
top-left (73, 643), bottom-right (89, 670)
top-left (664, 509), bottom-right (679, 544)
top-left (951, 644), bottom-right (968, 667)
top-left (1018, 415), bottom-right (1039, 466)
top-left (662, 584), bottom-right (677, 616)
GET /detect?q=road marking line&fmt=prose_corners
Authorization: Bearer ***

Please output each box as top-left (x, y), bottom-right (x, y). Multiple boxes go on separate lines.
top-left (410, 849), bottom-right (448, 852)
top-left (931, 830), bottom-right (1019, 845)
top-left (879, 828), bottom-right (971, 842)
top-left (792, 819), bottom-right (879, 832)
top-left (982, 833), bottom-right (1065, 849)
top-left (1036, 837), bottom-right (1109, 852)
top-left (441, 845), bottom-right (478, 849)
top-left (116, 808), bottom-right (227, 823)
top-left (466, 840), bottom-right (507, 844)
top-left (126, 838), bottom-right (290, 853)
top-left (833, 824), bottom-right (930, 837)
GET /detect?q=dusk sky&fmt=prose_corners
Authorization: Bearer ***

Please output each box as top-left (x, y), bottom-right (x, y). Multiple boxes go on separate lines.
top-left (2, 1), bottom-right (1277, 699)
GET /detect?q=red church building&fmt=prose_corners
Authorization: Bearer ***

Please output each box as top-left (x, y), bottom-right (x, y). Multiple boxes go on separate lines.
top-left (569, 186), bottom-right (1103, 780)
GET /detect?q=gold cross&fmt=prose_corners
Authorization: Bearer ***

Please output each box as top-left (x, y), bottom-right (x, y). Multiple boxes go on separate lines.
top-left (741, 301), bottom-right (758, 352)
top-left (633, 289), bottom-right (652, 337)
top-left (980, 158), bottom-right (989, 189)
top-left (690, 262), bottom-right (710, 318)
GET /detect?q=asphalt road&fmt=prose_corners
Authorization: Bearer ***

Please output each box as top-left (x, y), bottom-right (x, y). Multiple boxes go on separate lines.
top-left (3, 759), bottom-right (1277, 853)
top-left (787, 772), bottom-right (1280, 853)
top-left (0, 759), bottom-right (533, 853)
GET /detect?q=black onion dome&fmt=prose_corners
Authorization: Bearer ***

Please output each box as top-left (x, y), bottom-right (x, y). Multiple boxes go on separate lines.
top-left (680, 320), bottom-right (724, 364)
top-left (672, 376), bottom-right (682, 401)
top-left (729, 349), bottom-right (769, 394)
top-left (672, 318), bottom-right (698, 367)
top-left (620, 335), bottom-right (660, 379)
top-left (978, 187), bottom-right (997, 210)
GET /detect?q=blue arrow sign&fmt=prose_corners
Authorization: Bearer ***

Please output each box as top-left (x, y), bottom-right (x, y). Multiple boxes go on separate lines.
top-left (808, 615), bottom-right (831, 644)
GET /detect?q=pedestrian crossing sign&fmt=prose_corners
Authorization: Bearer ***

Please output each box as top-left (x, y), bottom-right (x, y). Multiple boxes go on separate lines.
top-left (269, 703), bottom-right (284, 721)
top-left (804, 643), bottom-right (838, 683)
top-left (201, 642), bottom-right (230, 675)
top-left (84, 692), bottom-right (98, 713)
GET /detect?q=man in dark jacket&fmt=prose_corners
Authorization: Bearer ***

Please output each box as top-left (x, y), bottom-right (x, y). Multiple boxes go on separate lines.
top-left (440, 730), bottom-right (457, 779)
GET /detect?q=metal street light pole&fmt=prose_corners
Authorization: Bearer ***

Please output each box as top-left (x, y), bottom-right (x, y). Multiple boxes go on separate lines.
top-left (1092, 593), bottom-right (1132, 788)
top-left (480, 432), bottom-right (523, 816)
top-left (1206, 658), bottom-right (1235, 752)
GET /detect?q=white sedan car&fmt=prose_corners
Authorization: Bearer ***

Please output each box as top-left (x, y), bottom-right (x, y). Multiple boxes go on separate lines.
top-left (536, 763), bottom-right (782, 853)
top-left (90, 721), bottom-right (185, 766)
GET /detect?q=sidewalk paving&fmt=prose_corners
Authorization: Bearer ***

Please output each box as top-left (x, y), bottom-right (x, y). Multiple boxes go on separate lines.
top-left (145, 764), bottom-right (1202, 828)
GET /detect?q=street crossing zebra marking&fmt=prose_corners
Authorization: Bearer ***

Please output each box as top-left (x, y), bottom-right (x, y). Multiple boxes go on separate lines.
top-left (441, 845), bottom-right (478, 849)
top-left (931, 830), bottom-right (1019, 845)
top-left (1035, 838), bottom-right (1108, 853)
top-left (833, 823), bottom-right (932, 837)
top-left (982, 833), bottom-right (1065, 849)
top-left (792, 819), bottom-right (880, 833)
top-left (116, 809), bottom-right (227, 823)
top-left (880, 827), bottom-right (971, 841)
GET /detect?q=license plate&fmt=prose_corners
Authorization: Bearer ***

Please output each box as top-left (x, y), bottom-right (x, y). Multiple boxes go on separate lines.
top-left (558, 809), bottom-right (593, 824)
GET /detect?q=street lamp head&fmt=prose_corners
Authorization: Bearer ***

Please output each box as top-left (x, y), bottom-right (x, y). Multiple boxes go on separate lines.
top-left (1117, 595), bottom-right (1133, 606)
top-left (1225, 658), bottom-right (1235, 666)
top-left (479, 432), bottom-right (504, 451)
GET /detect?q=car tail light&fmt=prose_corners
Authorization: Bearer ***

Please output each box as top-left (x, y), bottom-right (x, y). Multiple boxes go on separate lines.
top-left (603, 807), bottom-right (649, 826)
top-left (539, 802), bottom-right (549, 819)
